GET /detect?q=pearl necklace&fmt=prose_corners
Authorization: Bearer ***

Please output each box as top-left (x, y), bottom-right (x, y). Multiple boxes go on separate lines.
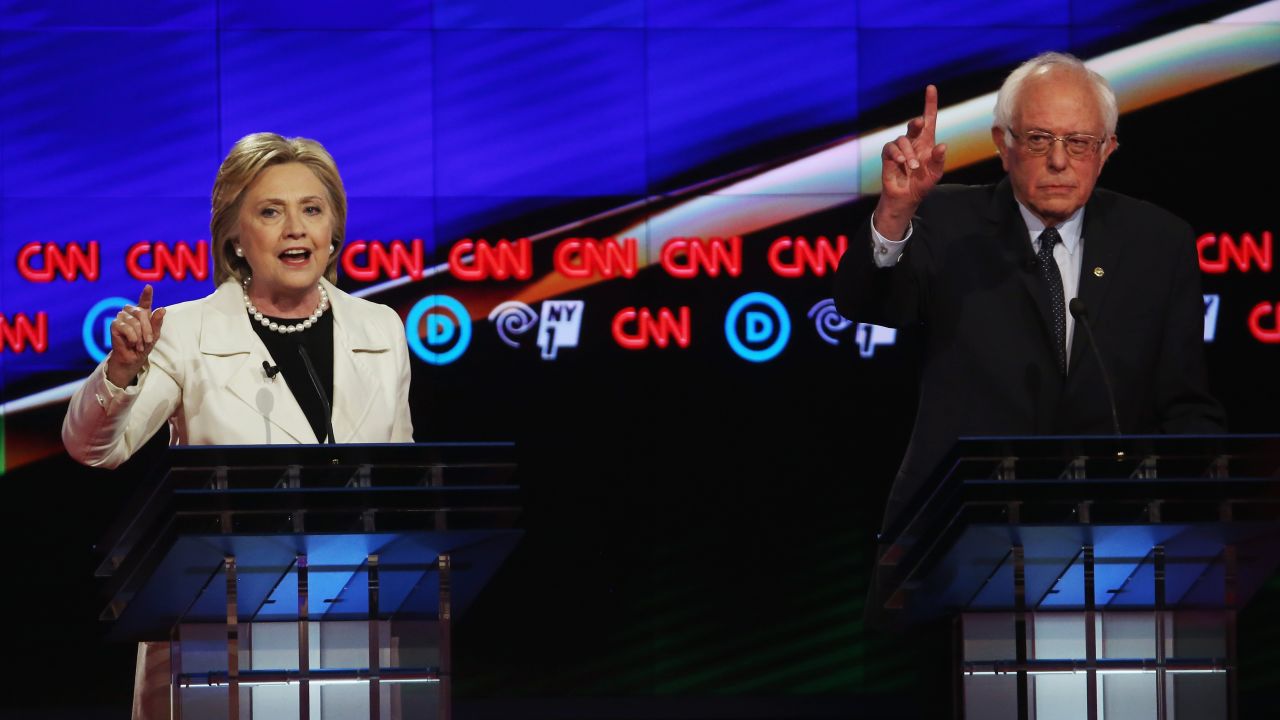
top-left (242, 277), bottom-right (329, 334)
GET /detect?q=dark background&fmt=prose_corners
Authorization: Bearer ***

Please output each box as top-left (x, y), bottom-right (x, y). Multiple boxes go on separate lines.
top-left (1, 1), bottom-right (1277, 717)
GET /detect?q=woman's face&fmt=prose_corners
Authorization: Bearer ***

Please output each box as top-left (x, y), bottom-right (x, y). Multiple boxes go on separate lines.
top-left (235, 162), bottom-right (333, 300)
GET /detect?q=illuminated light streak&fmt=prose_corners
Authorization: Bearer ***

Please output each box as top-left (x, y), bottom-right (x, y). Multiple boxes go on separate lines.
top-left (1, 378), bottom-right (87, 415)
top-left (613, 1), bottom-right (1280, 247)
top-left (7, 1), bottom-right (1280, 416)
top-left (499, 1), bottom-right (1280, 308)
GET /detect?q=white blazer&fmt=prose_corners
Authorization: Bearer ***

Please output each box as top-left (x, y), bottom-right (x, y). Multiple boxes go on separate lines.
top-left (63, 279), bottom-right (413, 467)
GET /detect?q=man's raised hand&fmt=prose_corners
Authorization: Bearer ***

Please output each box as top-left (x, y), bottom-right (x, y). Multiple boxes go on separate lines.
top-left (874, 84), bottom-right (948, 240)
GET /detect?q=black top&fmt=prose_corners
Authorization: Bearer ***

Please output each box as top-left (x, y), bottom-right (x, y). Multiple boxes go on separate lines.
top-left (250, 310), bottom-right (335, 443)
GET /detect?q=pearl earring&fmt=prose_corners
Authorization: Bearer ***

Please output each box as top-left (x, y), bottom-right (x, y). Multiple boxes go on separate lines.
top-left (235, 246), bottom-right (244, 257)
top-left (330, 243), bottom-right (336, 253)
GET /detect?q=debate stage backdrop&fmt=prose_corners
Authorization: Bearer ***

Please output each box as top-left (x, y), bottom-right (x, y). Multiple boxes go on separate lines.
top-left (0, 0), bottom-right (1277, 716)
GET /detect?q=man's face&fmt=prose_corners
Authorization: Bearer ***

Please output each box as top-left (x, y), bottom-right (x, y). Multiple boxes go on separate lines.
top-left (992, 69), bottom-right (1117, 226)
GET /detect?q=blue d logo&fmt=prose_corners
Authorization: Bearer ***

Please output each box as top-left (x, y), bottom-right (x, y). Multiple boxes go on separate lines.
top-left (82, 297), bottom-right (134, 363)
top-left (406, 295), bottom-right (472, 365)
top-left (745, 312), bottom-right (774, 343)
top-left (725, 292), bottom-right (790, 363)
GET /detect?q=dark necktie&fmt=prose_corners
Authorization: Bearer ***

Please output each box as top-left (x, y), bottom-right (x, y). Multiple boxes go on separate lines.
top-left (1036, 227), bottom-right (1066, 374)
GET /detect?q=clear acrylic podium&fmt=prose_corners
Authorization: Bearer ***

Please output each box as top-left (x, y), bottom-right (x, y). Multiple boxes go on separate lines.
top-left (871, 435), bottom-right (1280, 720)
top-left (96, 443), bottom-right (521, 720)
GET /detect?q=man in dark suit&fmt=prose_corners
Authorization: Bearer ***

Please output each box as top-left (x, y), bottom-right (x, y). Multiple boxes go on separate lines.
top-left (835, 52), bottom-right (1225, 531)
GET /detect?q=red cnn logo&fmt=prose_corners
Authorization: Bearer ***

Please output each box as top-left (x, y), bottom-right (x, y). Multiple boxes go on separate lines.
top-left (660, 236), bottom-right (742, 279)
top-left (1249, 301), bottom-right (1280, 343)
top-left (1198, 232), bottom-right (1272, 274)
top-left (0, 312), bottom-right (48, 353)
top-left (449, 238), bottom-right (532, 281)
top-left (16, 241), bottom-right (99, 282)
top-left (612, 307), bottom-right (691, 349)
top-left (767, 235), bottom-right (848, 278)
top-left (126, 240), bottom-right (210, 281)
top-left (343, 239), bottom-right (426, 281)
top-left (553, 237), bottom-right (638, 279)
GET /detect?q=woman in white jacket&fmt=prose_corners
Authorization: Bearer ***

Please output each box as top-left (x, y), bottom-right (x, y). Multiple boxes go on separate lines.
top-left (62, 133), bottom-right (416, 719)
top-left (63, 132), bottom-right (413, 466)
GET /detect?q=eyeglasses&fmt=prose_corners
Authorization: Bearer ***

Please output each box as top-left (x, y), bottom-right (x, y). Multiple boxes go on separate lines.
top-left (1007, 127), bottom-right (1106, 158)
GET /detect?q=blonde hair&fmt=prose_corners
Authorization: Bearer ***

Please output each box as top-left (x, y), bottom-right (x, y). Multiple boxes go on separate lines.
top-left (210, 133), bottom-right (347, 285)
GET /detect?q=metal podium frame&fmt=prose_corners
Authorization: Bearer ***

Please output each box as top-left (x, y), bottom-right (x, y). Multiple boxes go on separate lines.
top-left (96, 442), bottom-right (521, 720)
top-left (871, 434), bottom-right (1280, 720)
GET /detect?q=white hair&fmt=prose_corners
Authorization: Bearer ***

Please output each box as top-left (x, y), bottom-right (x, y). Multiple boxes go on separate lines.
top-left (994, 51), bottom-right (1118, 147)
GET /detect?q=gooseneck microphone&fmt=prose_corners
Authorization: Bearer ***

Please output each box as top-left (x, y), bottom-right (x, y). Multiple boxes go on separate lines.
top-left (1068, 298), bottom-right (1121, 437)
top-left (296, 346), bottom-right (336, 444)
top-left (262, 360), bottom-right (281, 379)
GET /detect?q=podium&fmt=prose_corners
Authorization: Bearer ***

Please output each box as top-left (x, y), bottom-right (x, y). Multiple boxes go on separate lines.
top-left (96, 443), bottom-right (521, 720)
top-left (871, 435), bottom-right (1280, 720)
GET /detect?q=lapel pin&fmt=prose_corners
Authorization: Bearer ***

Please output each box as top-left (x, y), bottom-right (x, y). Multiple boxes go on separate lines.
top-left (1093, 267), bottom-right (1105, 277)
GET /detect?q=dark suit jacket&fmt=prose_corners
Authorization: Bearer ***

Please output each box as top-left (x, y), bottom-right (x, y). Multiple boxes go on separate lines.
top-left (835, 178), bottom-right (1225, 529)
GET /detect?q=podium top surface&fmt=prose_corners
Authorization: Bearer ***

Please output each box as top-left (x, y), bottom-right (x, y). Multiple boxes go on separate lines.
top-left (161, 440), bottom-right (516, 473)
top-left (97, 442), bottom-right (523, 640)
top-left (873, 434), bottom-right (1280, 621)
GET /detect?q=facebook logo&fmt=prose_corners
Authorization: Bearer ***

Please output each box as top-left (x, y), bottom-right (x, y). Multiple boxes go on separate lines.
top-left (537, 300), bottom-right (584, 360)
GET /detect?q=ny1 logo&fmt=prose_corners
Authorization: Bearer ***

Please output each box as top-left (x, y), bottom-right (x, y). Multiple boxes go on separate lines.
top-left (488, 300), bottom-right (585, 359)
top-left (405, 295), bottom-right (472, 365)
top-left (806, 299), bottom-right (896, 358)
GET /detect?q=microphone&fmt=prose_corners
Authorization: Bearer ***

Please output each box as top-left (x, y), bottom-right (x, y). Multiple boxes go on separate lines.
top-left (262, 361), bottom-right (280, 379)
top-left (297, 345), bottom-right (336, 444)
top-left (1068, 298), bottom-right (1121, 437)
